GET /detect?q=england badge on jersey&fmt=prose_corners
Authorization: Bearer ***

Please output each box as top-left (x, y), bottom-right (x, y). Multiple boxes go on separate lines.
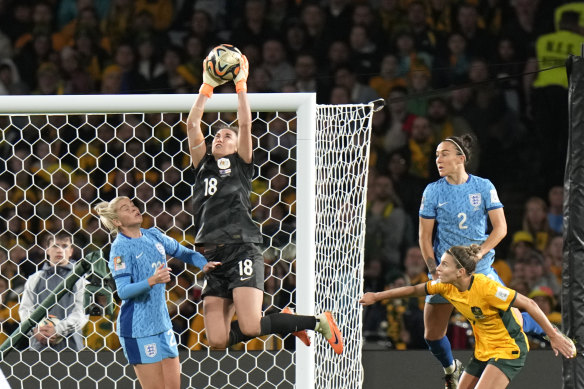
top-left (156, 243), bottom-right (165, 257)
top-left (469, 193), bottom-right (481, 210)
top-left (144, 343), bottom-right (157, 358)
top-left (113, 256), bottom-right (125, 271)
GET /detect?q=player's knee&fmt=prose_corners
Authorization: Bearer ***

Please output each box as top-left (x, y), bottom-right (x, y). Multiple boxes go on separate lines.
top-left (239, 323), bottom-right (260, 338)
top-left (208, 340), bottom-right (229, 349)
top-left (424, 329), bottom-right (447, 340)
top-left (207, 335), bottom-right (229, 349)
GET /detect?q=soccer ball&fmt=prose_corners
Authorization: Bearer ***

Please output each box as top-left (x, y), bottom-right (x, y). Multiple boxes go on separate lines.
top-left (205, 44), bottom-right (242, 81)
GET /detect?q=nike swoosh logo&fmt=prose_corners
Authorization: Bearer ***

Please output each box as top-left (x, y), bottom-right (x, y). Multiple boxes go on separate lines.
top-left (136, 253), bottom-right (143, 258)
top-left (438, 202), bottom-right (448, 207)
top-left (240, 276), bottom-right (252, 281)
top-left (333, 333), bottom-right (339, 344)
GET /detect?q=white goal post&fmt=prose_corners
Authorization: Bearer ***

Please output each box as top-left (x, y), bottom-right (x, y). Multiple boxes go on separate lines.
top-left (0, 93), bottom-right (375, 389)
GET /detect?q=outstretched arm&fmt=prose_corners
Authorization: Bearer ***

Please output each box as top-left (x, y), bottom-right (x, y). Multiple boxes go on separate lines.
top-left (513, 293), bottom-right (576, 358)
top-left (359, 283), bottom-right (427, 306)
top-left (153, 228), bottom-right (221, 273)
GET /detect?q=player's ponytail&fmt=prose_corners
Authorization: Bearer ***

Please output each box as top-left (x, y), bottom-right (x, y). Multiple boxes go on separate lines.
top-left (93, 196), bottom-right (129, 234)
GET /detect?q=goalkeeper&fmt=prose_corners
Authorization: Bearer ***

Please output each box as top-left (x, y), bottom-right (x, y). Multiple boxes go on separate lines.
top-left (186, 50), bottom-right (343, 354)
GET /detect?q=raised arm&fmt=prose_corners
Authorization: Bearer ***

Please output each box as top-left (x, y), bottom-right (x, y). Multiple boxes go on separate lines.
top-left (233, 55), bottom-right (252, 163)
top-left (188, 52), bottom-right (229, 168)
top-left (186, 93), bottom-right (209, 168)
top-left (359, 283), bottom-right (427, 306)
top-left (419, 216), bottom-right (437, 277)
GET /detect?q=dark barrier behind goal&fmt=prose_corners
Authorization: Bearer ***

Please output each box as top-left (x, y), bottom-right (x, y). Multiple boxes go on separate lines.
top-left (563, 54), bottom-right (584, 389)
top-left (0, 349), bottom-right (563, 389)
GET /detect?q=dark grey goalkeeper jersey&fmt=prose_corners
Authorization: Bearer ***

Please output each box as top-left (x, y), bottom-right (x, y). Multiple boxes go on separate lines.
top-left (192, 152), bottom-right (262, 244)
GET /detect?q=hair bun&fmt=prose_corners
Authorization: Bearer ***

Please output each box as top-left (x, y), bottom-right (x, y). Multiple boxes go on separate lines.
top-left (468, 244), bottom-right (481, 256)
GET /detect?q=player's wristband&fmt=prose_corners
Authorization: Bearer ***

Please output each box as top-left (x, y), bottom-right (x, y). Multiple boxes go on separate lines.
top-left (199, 83), bottom-right (213, 98)
top-left (235, 80), bottom-right (247, 93)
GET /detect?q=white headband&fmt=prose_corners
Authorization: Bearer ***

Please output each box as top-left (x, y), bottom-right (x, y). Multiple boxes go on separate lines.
top-left (445, 138), bottom-right (466, 160)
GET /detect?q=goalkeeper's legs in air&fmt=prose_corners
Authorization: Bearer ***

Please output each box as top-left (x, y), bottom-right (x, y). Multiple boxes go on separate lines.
top-left (203, 286), bottom-right (344, 355)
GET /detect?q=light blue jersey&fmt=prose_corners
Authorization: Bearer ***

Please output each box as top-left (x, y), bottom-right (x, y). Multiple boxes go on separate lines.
top-left (109, 227), bottom-right (207, 338)
top-left (419, 175), bottom-right (503, 274)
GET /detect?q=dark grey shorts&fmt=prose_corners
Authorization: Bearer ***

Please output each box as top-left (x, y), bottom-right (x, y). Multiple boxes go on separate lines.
top-left (201, 243), bottom-right (264, 299)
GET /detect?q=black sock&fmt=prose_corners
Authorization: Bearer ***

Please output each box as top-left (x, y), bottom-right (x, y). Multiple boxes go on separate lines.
top-left (228, 314), bottom-right (318, 346)
top-left (260, 313), bottom-right (317, 335)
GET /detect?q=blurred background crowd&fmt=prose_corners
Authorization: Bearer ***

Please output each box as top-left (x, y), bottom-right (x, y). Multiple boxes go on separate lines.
top-left (0, 0), bottom-right (582, 352)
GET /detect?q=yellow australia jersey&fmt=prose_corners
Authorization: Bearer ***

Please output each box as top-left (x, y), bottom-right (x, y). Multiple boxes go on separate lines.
top-left (426, 274), bottom-right (529, 361)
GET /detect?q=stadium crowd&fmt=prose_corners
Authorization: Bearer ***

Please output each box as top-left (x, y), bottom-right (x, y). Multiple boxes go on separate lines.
top-left (0, 0), bottom-right (582, 352)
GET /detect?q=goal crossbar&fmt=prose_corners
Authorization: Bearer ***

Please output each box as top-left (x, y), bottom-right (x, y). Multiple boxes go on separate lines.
top-left (0, 93), bottom-right (316, 114)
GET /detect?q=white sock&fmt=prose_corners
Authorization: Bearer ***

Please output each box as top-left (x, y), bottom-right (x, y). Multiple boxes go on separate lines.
top-left (444, 361), bottom-right (456, 374)
top-left (314, 317), bottom-right (321, 332)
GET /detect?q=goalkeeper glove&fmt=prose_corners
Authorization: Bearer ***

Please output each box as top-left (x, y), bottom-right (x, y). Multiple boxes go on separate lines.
top-left (199, 57), bottom-right (227, 98)
top-left (234, 55), bottom-right (249, 93)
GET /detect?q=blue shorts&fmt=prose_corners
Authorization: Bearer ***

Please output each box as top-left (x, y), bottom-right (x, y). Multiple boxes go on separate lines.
top-left (426, 267), bottom-right (504, 304)
top-left (120, 330), bottom-right (179, 364)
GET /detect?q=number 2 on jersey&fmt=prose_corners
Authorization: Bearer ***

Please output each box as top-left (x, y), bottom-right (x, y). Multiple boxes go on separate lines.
top-left (204, 177), bottom-right (217, 196)
top-left (458, 212), bottom-right (468, 229)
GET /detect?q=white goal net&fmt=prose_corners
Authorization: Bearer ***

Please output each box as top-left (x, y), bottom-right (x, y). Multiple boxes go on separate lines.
top-left (0, 94), bottom-right (374, 389)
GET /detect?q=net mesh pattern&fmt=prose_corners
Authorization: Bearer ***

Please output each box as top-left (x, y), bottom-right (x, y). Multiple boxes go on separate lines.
top-left (0, 101), bottom-right (372, 388)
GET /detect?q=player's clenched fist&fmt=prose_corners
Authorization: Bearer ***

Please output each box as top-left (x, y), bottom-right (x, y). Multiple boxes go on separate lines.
top-left (149, 263), bottom-right (171, 286)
